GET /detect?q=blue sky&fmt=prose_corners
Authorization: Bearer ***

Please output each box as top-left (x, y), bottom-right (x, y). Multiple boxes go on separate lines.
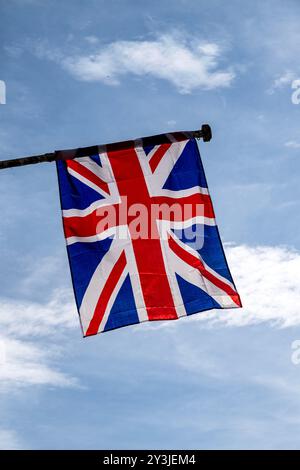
top-left (1, 0), bottom-right (300, 449)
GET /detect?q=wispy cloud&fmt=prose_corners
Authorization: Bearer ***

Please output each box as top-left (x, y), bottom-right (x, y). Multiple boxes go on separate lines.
top-left (285, 141), bottom-right (300, 149)
top-left (198, 244), bottom-right (300, 328)
top-left (0, 335), bottom-right (77, 390)
top-left (267, 71), bottom-right (296, 94)
top-left (0, 287), bottom-right (78, 390)
top-left (0, 289), bottom-right (77, 337)
top-left (225, 244), bottom-right (300, 327)
top-left (61, 34), bottom-right (235, 94)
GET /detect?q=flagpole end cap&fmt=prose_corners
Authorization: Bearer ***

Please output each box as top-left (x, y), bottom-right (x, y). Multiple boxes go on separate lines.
top-left (201, 124), bottom-right (212, 142)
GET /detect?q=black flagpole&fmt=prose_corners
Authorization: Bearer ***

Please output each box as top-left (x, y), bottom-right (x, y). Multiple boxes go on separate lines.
top-left (0, 124), bottom-right (212, 171)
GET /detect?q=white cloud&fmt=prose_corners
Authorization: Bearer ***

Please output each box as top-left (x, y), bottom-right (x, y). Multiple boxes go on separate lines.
top-left (285, 141), bottom-right (300, 149)
top-left (0, 288), bottom-right (78, 390)
top-left (268, 71), bottom-right (295, 94)
top-left (62, 34), bottom-right (235, 93)
top-left (202, 244), bottom-right (300, 328)
top-left (0, 335), bottom-right (77, 389)
top-left (0, 289), bottom-right (77, 337)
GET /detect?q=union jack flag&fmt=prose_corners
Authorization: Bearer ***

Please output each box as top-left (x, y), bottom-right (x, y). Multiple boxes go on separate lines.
top-left (56, 131), bottom-right (241, 336)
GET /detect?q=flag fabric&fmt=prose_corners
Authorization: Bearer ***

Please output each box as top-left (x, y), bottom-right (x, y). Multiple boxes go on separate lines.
top-left (56, 131), bottom-right (241, 336)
